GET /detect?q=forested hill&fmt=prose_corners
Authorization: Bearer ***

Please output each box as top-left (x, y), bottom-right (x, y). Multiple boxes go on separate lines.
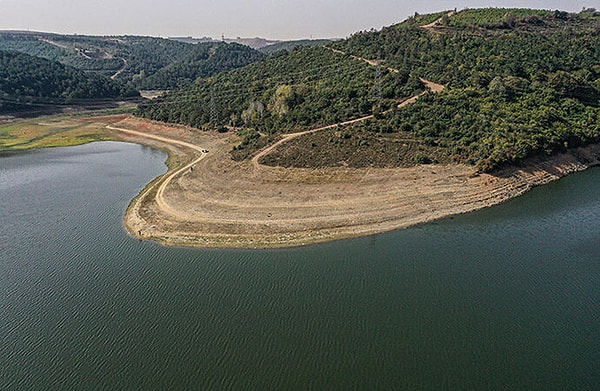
top-left (259, 39), bottom-right (333, 55)
top-left (138, 7), bottom-right (600, 172)
top-left (136, 44), bottom-right (423, 155)
top-left (0, 32), bottom-right (264, 90)
top-left (329, 8), bottom-right (600, 171)
top-left (135, 42), bottom-right (265, 89)
top-left (0, 50), bottom-right (137, 113)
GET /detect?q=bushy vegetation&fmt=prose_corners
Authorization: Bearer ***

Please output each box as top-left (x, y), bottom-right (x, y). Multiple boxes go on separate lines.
top-left (137, 46), bottom-right (421, 135)
top-left (328, 8), bottom-right (600, 171)
top-left (0, 33), bottom-right (264, 89)
top-left (259, 39), bottom-right (333, 55)
top-left (0, 50), bottom-right (138, 113)
top-left (446, 8), bottom-right (554, 28)
top-left (408, 11), bottom-right (453, 27)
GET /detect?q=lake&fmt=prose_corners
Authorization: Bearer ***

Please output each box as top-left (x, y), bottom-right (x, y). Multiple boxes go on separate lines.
top-left (1, 142), bottom-right (598, 390)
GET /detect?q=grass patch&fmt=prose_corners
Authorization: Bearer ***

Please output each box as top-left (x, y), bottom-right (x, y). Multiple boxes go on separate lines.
top-left (0, 114), bottom-right (118, 151)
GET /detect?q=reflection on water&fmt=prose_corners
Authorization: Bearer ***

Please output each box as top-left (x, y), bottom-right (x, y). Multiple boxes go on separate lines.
top-left (1, 142), bottom-right (598, 390)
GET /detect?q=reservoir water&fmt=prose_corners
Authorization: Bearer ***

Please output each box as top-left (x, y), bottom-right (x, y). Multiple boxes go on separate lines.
top-left (1, 142), bottom-right (598, 390)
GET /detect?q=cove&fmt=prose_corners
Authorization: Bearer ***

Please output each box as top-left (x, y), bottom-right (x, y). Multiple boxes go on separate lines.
top-left (1, 142), bottom-right (598, 390)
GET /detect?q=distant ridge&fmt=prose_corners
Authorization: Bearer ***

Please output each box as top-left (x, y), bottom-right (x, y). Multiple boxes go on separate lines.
top-left (168, 36), bottom-right (215, 44)
top-left (224, 37), bottom-right (281, 49)
top-left (0, 31), bottom-right (264, 90)
top-left (168, 35), bottom-right (281, 49)
top-left (259, 39), bottom-right (334, 55)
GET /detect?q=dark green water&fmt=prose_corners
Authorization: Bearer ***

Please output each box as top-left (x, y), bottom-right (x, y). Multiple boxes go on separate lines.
top-left (1, 142), bottom-right (598, 390)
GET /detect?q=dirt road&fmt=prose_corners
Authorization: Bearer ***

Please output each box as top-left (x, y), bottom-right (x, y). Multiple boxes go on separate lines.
top-left (252, 77), bottom-right (444, 168)
top-left (107, 124), bottom-right (208, 220)
top-left (420, 11), bottom-right (456, 30)
top-left (108, 116), bottom-right (600, 249)
top-left (111, 58), bottom-right (128, 80)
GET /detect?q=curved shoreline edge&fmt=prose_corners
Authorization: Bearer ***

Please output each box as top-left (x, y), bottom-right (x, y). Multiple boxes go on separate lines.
top-left (114, 118), bottom-right (600, 249)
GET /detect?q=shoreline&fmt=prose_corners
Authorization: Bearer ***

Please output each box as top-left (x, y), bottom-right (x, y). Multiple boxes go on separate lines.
top-left (112, 118), bottom-right (600, 249)
top-left (4, 113), bottom-right (599, 249)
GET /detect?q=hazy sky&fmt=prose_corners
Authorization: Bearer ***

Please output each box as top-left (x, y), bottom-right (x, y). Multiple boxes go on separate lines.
top-left (0, 0), bottom-right (595, 39)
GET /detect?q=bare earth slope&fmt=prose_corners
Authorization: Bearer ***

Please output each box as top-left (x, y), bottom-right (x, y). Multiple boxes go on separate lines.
top-left (113, 116), bottom-right (600, 248)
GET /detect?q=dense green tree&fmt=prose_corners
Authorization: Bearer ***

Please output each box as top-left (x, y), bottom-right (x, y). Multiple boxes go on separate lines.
top-left (139, 8), bottom-right (600, 171)
top-left (0, 50), bottom-right (137, 113)
top-left (137, 46), bottom-right (417, 135)
top-left (0, 33), bottom-right (264, 89)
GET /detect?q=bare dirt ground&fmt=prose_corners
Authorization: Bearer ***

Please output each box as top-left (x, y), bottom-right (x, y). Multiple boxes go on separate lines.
top-left (111, 116), bottom-right (600, 249)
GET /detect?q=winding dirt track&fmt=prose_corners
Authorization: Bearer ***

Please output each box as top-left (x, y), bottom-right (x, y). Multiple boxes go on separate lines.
top-left (108, 34), bottom-right (599, 248)
top-left (111, 58), bottom-right (128, 80)
top-left (110, 115), bottom-right (600, 249)
top-left (253, 45), bottom-right (445, 168)
top-left (251, 78), bottom-right (442, 168)
top-left (420, 11), bottom-right (456, 30)
top-left (107, 125), bottom-right (208, 220)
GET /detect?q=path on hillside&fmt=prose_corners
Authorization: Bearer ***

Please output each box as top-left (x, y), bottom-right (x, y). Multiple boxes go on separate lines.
top-left (39, 38), bottom-right (71, 50)
top-left (327, 47), bottom-right (399, 73)
top-left (252, 46), bottom-right (445, 168)
top-left (109, 44), bottom-right (445, 221)
top-left (107, 125), bottom-right (208, 220)
top-left (111, 58), bottom-right (128, 80)
top-left (420, 10), bottom-right (456, 30)
top-left (252, 113), bottom-right (376, 168)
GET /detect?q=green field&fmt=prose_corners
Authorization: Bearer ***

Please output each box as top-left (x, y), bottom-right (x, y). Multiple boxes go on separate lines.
top-left (0, 112), bottom-right (129, 151)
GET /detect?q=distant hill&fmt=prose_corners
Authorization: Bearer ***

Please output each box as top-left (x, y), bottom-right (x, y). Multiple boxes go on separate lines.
top-left (167, 36), bottom-right (280, 49)
top-left (134, 42), bottom-right (265, 89)
top-left (0, 50), bottom-right (138, 114)
top-left (167, 36), bottom-right (335, 54)
top-left (0, 32), bottom-right (264, 90)
top-left (137, 8), bottom-right (600, 172)
top-left (259, 39), bottom-right (333, 55)
top-left (168, 36), bottom-right (215, 44)
top-left (223, 37), bottom-right (281, 49)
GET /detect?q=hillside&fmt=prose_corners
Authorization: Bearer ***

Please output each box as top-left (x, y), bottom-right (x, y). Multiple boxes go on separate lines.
top-left (134, 42), bottom-right (265, 89)
top-left (224, 37), bottom-right (280, 49)
top-left (0, 50), bottom-right (137, 114)
top-left (0, 32), bottom-right (264, 90)
top-left (259, 39), bottom-right (333, 55)
top-left (328, 8), bottom-right (600, 171)
top-left (137, 7), bottom-right (600, 172)
top-left (137, 45), bottom-right (423, 158)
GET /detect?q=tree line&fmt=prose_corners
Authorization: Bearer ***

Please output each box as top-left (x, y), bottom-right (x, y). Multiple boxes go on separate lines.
top-left (137, 45), bottom-right (422, 153)
top-left (0, 33), bottom-right (264, 90)
top-left (0, 50), bottom-right (138, 113)
top-left (329, 8), bottom-right (600, 171)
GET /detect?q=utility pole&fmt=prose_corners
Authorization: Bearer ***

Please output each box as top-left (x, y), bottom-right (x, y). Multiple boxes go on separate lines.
top-left (373, 51), bottom-right (382, 100)
top-left (210, 85), bottom-right (218, 126)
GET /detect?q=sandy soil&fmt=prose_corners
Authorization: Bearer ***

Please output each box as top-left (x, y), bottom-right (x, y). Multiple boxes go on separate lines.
top-left (111, 116), bottom-right (600, 249)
